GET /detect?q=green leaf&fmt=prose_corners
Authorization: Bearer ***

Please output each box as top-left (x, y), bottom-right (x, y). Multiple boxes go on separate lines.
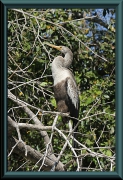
top-left (96, 90), bottom-right (102, 95)
top-left (86, 139), bottom-right (92, 146)
top-left (40, 82), bottom-right (48, 87)
top-left (51, 98), bottom-right (56, 107)
top-left (85, 97), bottom-right (94, 105)
top-left (110, 127), bottom-right (114, 134)
top-left (103, 94), bottom-right (110, 99)
top-left (105, 150), bottom-right (112, 157)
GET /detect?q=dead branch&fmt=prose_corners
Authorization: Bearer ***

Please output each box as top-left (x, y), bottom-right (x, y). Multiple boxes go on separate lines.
top-left (8, 116), bottom-right (52, 131)
top-left (8, 90), bottom-right (64, 171)
top-left (8, 135), bottom-right (64, 171)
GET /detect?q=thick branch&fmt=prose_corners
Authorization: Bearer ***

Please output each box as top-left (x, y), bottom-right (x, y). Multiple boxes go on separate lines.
top-left (85, 16), bottom-right (108, 29)
top-left (8, 89), bottom-right (64, 170)
top-left (8, 89), bottom-right (52, 151)
top-left (8, 116), bottom-right (52, 131)
top-left (8, 136), bottom-right (64, 171)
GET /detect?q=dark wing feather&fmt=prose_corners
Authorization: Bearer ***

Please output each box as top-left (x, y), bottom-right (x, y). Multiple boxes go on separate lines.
top-left (66, 77), bottom-right (79, 148)
top-left (67, 77), bottom-right (79, 111)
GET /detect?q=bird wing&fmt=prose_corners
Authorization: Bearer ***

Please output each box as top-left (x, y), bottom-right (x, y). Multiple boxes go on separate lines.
top-left (67, 77), bottom-right (79, 110)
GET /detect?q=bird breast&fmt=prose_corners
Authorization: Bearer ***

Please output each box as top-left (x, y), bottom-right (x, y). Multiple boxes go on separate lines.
top-left (52, 69), bottom-right (72, 86)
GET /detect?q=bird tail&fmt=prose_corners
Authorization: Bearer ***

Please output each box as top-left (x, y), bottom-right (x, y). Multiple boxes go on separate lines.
top-left (62, 117), bottom-right (78, 149)
top-left (72, 120), bottom-right (78, 149)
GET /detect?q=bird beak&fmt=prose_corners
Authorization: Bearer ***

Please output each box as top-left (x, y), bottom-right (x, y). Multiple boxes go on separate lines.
top-left (45, 42), bottom-right (62, 51)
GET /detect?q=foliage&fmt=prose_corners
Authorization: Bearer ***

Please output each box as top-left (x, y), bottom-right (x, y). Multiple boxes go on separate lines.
top-left (8, 8), bottom-right (115, 171)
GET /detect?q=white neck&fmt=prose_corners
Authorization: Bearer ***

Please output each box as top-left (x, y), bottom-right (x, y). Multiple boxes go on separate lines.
top-left (64, 51), bottom-right (73, 68)
top-left (51, 49), bottom-right (73, 85)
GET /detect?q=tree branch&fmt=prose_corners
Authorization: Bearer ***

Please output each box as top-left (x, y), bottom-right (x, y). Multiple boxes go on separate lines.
top-left (8, 90), bottom-right (64, 171)
top-left (8, 135), bottom-right (64, 171)
top-left (84, 16), bottom-right (108, 29)
top-left (8, 116), bottom-right (52, 131)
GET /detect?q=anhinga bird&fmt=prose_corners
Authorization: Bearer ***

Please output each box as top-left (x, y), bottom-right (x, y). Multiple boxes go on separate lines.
top-left (46, 43), bottom-right (80, 148)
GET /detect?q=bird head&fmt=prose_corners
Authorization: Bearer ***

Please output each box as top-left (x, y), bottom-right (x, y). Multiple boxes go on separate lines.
top-left (45, 42), bottom-right (73, 68)
top-left (45, 43), bottom-right (71, 55)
